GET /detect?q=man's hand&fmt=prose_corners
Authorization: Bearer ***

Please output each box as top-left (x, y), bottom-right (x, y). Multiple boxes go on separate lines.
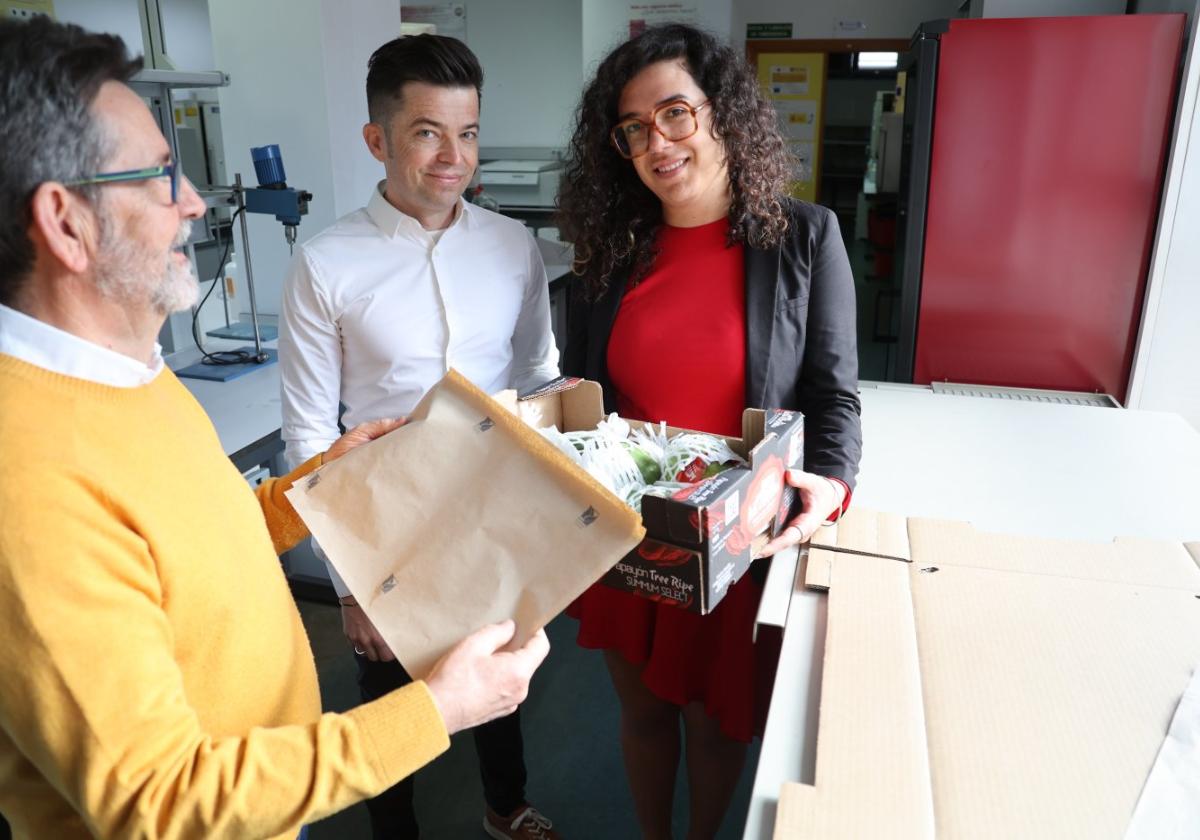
top-left (324, 417), bottom-right (406, 463)
top-left (341, 603), bottom-right (394, 662)
top-left (757, 469), bottom-right (846, 558)
top-left (424, 620), bottom-right (550, 735)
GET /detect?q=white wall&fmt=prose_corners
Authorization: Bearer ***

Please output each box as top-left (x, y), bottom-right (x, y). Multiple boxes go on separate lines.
top-left (1129, 2), bottom-right (1200, 430)
top-left (582, 0), bottom-right (733, 81)
top-left (461, 0), bottom-right (735, 148)
top-left (462, 0), bottom-right (583, 149)
top-left (208, 0), bottom-right (399, 316)
top-left (732, 0), bottom-right (960, 42)
top-left (318, 3), bottom-right (402, 218)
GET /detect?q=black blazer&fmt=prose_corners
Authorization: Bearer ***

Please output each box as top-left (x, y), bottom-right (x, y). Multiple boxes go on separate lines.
top-left (563, 200), bottom-right (862, 490)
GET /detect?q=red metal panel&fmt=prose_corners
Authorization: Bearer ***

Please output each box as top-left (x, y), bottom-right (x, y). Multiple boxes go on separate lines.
top-left (913, 15), bottom-right (1183, 397)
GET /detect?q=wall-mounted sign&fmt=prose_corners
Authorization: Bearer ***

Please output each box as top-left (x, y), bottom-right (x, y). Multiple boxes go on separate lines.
top-left (629, 3), bottom-right (697, 39)
top-left (747, 23), bottom-right (793, 39)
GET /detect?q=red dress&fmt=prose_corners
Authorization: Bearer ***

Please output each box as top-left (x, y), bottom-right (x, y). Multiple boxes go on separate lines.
top-left (569, 218), bottom-right (780, 742)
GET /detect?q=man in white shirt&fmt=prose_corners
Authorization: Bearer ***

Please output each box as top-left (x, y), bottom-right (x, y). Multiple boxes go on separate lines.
top-left (0, 17), bottom-right (548, 840)
top-left (279, 34), bottom-right (561, 840)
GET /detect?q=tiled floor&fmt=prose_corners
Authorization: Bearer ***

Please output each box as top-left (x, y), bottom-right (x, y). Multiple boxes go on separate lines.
top-left (298, 601), bottom-right (760, 839)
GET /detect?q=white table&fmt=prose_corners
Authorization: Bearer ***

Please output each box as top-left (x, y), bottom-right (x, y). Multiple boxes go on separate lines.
top-left (744, 381), bottom-right (1200, 840)
top-left (170, 342), bottom-right (283, 470)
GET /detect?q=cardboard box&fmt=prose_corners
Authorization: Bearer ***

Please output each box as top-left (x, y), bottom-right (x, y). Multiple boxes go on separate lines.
top-left (510, 377), bottom-right (806, 614)
top-left (772, 508), bottom-right (1200, 839)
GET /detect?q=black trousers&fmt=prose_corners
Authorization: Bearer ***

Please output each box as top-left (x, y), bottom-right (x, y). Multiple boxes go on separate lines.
top-left (356, 654), bottom-right (527, 840)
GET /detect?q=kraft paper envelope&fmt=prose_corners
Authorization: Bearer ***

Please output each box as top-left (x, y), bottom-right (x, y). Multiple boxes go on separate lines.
top-left (285, 369), bottom-right (645, 679)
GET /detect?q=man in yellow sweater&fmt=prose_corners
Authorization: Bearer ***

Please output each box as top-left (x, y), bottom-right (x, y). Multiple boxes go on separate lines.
top-left (0, 17), bottom-right (550, 840)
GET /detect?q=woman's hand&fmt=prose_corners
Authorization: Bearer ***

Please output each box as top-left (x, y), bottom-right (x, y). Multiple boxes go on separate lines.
top-left (757, 469), bottom-right (846, 557)
top-left (323, 417), bottom-right (406, 464)
top-left (341, 601), bottom-right (395, 662)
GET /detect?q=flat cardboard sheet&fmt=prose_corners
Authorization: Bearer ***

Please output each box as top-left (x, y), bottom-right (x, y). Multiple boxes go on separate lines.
top-left (805, 507), bottom-right (911, 590)
top-left (776, 512), bottom-right (1200, 839)
top-left (285, 370), bottom-right (644, 678)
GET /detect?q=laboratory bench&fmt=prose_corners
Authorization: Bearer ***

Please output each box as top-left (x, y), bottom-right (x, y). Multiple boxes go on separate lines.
top-left (170, 339), bottom-right (283, 475)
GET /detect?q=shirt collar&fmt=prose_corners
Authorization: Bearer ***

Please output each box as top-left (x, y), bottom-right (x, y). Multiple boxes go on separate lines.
top-left (0, 302), bottom-right (164, 387)
top-left (366, 180), bottom-right (468, 241)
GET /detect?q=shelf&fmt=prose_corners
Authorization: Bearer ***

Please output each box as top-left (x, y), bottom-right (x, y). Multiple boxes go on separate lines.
top-left (130, 69), bottom-right (229, 89)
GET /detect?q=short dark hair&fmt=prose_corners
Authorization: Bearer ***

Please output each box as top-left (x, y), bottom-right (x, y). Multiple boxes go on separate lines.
top-left (365, 34), bottom-right (483, 128)
top-left (0, 17), bottom-right (141, 306)
top-left (557, 24), bottom-right (792, 300)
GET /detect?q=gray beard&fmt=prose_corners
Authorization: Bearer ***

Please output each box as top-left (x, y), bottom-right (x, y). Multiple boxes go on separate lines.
top-left (94, 218), bottom-right (200, 315)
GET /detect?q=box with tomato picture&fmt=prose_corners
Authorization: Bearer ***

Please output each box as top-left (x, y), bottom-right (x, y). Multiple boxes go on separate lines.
top-left (511, 377), bottom-right (805, 614)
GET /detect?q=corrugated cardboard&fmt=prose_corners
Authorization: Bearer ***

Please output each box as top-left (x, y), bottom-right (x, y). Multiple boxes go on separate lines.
top-left (775, 511), bottom-right (1200, 839)
top-left (805, 508), bottom-right (911, 591)
top-left (505, 378), bottom-right (805, 613)
top-left (284, 370), bottom-right (644, 678)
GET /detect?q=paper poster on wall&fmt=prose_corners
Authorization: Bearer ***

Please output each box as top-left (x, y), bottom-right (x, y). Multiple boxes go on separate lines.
top-left (629, 2), bottom-right (697, 39)
top-left (768, 64), bottom-right (810, 96)
top-left (401, 3), bottom-right (467, 41)
top-left (790, 141), bottom-right (815, 182)
top-left (757, 52), bottom-right (825, 202)
top-left (772, 99), bottom-right (817, 141)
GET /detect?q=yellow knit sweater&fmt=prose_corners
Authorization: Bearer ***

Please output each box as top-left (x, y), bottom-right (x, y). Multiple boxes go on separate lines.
top-left (0, 354), bottom-right (449, 839)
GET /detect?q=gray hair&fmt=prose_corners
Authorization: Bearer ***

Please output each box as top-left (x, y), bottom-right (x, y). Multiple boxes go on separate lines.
top-left (0, 16), bottom-right (142, 305)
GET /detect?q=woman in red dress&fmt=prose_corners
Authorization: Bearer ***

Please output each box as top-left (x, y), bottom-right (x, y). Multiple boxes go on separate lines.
top-left (557, 24), bottom-right (862, 839)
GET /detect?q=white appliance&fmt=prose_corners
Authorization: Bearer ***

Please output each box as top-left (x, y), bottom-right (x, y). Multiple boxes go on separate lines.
top-left (477, 159), bottom-right (562, 207)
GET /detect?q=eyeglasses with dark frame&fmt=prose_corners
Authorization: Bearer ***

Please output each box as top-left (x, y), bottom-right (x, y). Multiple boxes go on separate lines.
top-left (610, 99), bottom-right (711, 160)
top-left (65, 162), bottom-right (181, 204)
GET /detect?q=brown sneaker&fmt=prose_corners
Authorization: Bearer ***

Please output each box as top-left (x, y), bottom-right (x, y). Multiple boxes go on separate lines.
top-left (483, 804), bottom-right (561, 840)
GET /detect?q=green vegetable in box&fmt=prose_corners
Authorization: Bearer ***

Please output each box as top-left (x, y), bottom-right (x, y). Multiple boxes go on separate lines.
top-left (537, 414), bottom-right (747, 514)
top-left (662, 433), bottom-right (746, 483)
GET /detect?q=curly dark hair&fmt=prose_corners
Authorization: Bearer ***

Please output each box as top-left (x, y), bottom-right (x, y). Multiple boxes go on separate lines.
top-left (557, 23), bottom-right (792, 300)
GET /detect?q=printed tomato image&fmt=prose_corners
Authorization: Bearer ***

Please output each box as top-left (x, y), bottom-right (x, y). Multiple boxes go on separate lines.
top-left (744, 454), bottom-right (784, 535)
top-left (705, 505), bottom-right (726, 538)
top-left (637, 540), bottom-right (694, 567)
top-left (787, 429), bottom-right (805, 470)
top-left (724, 526), bottom-right (751, 556)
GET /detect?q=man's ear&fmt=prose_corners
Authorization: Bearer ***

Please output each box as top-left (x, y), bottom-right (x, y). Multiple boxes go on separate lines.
top-left (27, 182), bottom-right (98, 275)
top-left (363, 122), bottom-right (389, 163)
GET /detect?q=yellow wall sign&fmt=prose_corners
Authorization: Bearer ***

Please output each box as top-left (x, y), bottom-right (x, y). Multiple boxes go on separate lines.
top-left (757, 52), bottom-right (826, 203)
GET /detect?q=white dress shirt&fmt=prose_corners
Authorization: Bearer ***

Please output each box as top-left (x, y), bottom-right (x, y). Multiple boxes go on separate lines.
top-left (279, 183), bottom-right (561, 595)
top-left (0, 302), bottom-right (163, 386)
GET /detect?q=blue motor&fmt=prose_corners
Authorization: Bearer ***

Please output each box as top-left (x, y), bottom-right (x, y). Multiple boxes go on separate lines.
top-left (251, 144), bottom-right (287, 188)
top-left (243, 144), bottom-right (312, 247)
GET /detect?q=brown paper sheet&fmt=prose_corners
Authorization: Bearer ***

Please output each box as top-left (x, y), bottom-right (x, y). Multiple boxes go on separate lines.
top-left (285, 370), bottom-right (644, 678)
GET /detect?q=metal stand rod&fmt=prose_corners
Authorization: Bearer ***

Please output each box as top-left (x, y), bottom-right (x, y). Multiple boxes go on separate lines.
top-left (234, 173), bottom-right (267, 362)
